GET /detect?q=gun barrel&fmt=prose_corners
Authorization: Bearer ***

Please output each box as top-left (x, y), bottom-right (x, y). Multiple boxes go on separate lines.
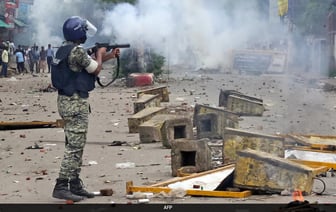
top-left (86, 43), bottom-right (131, 55)
top-left (110, 44), bottom-right (131, 49)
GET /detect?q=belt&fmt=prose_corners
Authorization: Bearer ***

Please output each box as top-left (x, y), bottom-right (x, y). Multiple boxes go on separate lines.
top-left (58, 90), bottom-right (89, 98)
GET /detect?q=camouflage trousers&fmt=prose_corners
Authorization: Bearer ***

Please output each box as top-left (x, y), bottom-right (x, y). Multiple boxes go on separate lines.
top-left (57, 93), bottom-right (90, 179)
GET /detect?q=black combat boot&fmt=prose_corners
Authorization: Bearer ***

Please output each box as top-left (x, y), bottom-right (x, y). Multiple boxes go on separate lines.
top-left (52, 178), bottom-right (84, 202)
top-left (70, 177), bottom-right (95, 198)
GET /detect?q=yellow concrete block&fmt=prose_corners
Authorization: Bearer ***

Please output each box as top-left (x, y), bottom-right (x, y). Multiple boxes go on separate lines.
top-left (137, 86), bottom-right (169, 102)
top-left (128, 107), bottom-right (167, 133)
top-left (234, 149), bottom-right (314, 194)
top-left (133, 94), bottom-right (161, 114)
top-left (223, 127), bottom-right (284, 164)
top-left (138, 118), bottom-right (165, 143)
top-left (227, 95), bottom-right (265, 116)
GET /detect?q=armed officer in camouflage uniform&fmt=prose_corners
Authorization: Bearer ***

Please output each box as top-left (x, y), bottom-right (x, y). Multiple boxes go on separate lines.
top-left (51, 16), bottom-right (120, 202)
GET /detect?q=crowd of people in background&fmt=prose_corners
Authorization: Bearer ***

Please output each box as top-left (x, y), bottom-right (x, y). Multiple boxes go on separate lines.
top-left (0, 40), bottom-right (55, 78)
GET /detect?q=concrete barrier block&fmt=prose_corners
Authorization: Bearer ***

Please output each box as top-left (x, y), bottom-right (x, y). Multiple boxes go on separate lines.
top-left (234, 149), bottom-right (314, 194)
top-left (138, 114), bottom-right (193, 147)
top-left (193, 104), bottom-right (239, 139)
top-left (128, 107), bottom-right (167, 133)
top-left (219, 89), bottom-right (264, 116)
top-left (223, 127), bottom-right (284, 164)
top-left (137, 86), bottom-right (169, 102)
top-left (133, 94), bottom-right (161, 114)
top-left (171, 139), bottom-right (212, 177)
top-left (138, 118), bottom-right (165, 143)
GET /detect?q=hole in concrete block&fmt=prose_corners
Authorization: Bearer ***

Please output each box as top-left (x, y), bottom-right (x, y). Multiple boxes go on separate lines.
top-left (200, 119), bottom-right (212, 132)
top-left (174, 125), bottom-right (186, 139)
top-left (181, 151), bottom-right (196, 166)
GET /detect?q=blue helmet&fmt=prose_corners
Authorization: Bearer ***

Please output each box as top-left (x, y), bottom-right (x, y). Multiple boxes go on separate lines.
top-left (63, 16), bottom-right (97, 42)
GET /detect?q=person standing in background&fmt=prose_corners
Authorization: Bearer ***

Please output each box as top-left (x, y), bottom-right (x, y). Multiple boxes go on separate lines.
top-left (47, 44), bottom-right (54, 73)
top-left (33, 46), bottom-right (40, 73)
top-left (39, 46), bottom-right (47, 73)
top-left (15, 48), bottom-right (25, 74)
top-left (0, 43), bottom-right (9, 78)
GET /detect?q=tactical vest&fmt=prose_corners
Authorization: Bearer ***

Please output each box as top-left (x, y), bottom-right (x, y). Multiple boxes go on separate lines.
top-left (51, 44), bottom-right (96, 98)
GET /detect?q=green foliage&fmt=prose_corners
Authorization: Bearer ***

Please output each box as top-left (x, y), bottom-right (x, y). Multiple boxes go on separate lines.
top-left (291, 0), bottom-right (331, 36)
top-left (119, 48), bottom-right (165, 78)
top-left (329, 68), bottom-right (336, 77)
top-left (145, 51), bottom-right (165, 77)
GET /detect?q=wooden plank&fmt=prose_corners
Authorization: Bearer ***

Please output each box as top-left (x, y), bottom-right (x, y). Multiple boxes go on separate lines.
top-left (0, 119), bottom-right (64, 130)
top-left (126, 181), bottom-right (251, 198)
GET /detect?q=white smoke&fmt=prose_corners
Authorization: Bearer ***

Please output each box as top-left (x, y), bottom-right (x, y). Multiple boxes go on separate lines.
top-left (28, 0), bottom-right (103, 47)
top-left (100, 0), bottom-right (281, 70)
top-left (28, 0), bottom-right (285, 70)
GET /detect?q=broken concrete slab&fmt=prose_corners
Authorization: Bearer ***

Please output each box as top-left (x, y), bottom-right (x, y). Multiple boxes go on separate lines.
top-left (138, 118), bottom-right (165, 143)
top-left (133, 94), bottom-right (161, 114)
top-left (137, 86), bottom-right (170, 102)
top-left (234, 149), bottom-right (315, 194)
top-left (223, 127), bottom-right (284, 164)
top-left (138, 114), bottom-right (193, 148)
top-left (171, 138), bottom-right (212, 177)
top-left (193, 104), bottom-right (239, 139)
top-left (128, 107), bottom-right (167, 133)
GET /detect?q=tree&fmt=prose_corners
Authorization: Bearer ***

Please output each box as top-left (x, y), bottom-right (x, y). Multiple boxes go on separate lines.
top-left (120, 48), bottom-right (165, 78)
top-left (290, 0), bottom-right (331, 37)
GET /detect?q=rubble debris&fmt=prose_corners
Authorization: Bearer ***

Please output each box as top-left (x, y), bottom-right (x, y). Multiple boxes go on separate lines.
top-left (108, 141), bottom-right (127, 146)
top-left (99, 188), bottom-right (113, 196)
top-left (276, 200), bottom-right (322, 212)
top-left (39, 84), bottom-right (57, 93)
top-left (25, 143), bottom-right (43, 150)
top-left (126, 192), bottom-right (154, 199)
top-left (115, 162), bottom-right (135, 169)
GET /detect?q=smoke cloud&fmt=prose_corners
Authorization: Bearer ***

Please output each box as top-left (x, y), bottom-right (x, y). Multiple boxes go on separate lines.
top-left (100, 0), bottom-right (284, 70)
top-left (29, 0), bottom-right (286, 70)
top-left (28, 0), bottom-right (104, 47)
